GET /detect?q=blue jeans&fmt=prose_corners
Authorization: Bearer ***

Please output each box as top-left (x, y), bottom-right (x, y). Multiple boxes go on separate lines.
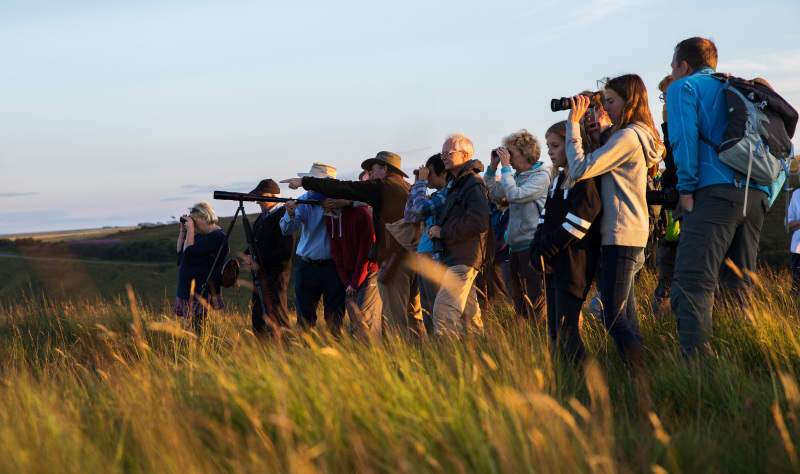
top-left (294, 259), bottom-right (346, 334)
top-left (590, 249), bottom-right (644, 341)
top-left (600, 245), bottom-right (645, 366)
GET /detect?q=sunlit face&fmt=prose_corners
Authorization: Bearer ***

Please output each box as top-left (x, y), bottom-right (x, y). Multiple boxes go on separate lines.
top-left (546, 133), bottom-right (567, 169)
top-left (602, 88), bottom-right (624, 125)
top-left (507, 146), bottom-right (532, 172)
top-left (441, 140), bottom-right (468, 171)
top-left (370, 163), bottom-right (387, 179)
top-left (257, 193), bottom-right (279, 213)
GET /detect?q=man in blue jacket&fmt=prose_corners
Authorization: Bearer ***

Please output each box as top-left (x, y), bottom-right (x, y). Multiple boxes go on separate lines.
top-left (667, 37), bottom-right (773, 359)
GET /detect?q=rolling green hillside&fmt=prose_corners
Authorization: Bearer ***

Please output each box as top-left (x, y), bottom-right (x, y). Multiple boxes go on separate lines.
top-left (0, 216), bottom-right (301, 310)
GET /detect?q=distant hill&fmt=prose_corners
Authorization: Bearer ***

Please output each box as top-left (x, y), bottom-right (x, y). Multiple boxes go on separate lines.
top-left (0, 216), bottom-right (301, 311)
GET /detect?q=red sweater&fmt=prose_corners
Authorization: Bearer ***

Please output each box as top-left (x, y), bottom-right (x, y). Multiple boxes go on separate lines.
top-left (326, 206), bottom-right (379, 289)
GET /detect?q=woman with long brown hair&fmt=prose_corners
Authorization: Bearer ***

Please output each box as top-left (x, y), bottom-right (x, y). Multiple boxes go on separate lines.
top-left (566, 74), bottom-right (664, 370)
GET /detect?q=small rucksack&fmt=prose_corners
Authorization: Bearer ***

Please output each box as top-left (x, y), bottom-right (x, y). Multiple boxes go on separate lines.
top-left (699, 74), bottom-right (797, 187)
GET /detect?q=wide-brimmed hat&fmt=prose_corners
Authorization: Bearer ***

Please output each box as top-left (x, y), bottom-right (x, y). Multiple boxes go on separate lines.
top-left (298, 163), bottom-right (337, 179)
top-left (360, 151), bottom-right (408, 178)
top-left (249, 179), bottom-right (280, 195)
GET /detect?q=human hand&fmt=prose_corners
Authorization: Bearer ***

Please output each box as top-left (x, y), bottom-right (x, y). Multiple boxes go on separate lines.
top-left (427, 225), bottom-right (441, 240)
top-left (241, 255), bottom-right (254, 271)
top-left (489, 149), bottom-right (501, 169)
top-left (417, 165), bottom-right (430, 181)
top-left (544, 264), bottom-right (555, 274)
top-left (182, 215), bottom-right (195, 232)
top-left (346, 285), bottom-right (357, 300)
top-left (494, 146), bottom-right (511, 168)
top-left (284, 200), bottom-right (299, 216)
top-left (321, 198), bottom-right (350, 212)
top-left (568, 95), bottom-right (590, 123)
top-left (280, 178), bottom-right (303, 190)
top-left (680, 194), bottom-right (694, 213)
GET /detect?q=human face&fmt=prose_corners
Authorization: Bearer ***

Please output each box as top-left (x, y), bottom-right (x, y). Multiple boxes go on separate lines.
top-left (670, 50), bottom-right (690, 82)
top-left (507, 146), bottom-right (532, 172)
top-left (369, 163), bottom-right (387, 179)
top-left (441, 140), bottom-right (468, 171)
top-left (257, 193), bottom-right (279, 213)
top-left (190, 212), bottom-right (211, 233)
top-left (426, 166), bottom-right (447, 190)
top-left (546, 133), bottom-right (567, 169)
top-left (602, 88), bottom-right (624, 125)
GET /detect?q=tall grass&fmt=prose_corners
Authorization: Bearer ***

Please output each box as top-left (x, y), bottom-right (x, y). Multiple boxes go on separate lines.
top-left (0, 267), bottom-right (798, 473)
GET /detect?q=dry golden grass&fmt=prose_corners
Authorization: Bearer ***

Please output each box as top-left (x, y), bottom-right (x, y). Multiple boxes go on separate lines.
top-left (0, 267), bottom-right (797, 472)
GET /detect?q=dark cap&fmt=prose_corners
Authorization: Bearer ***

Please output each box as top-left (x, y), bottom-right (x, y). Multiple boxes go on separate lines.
top-left (360, 151), bottom-right (408, 178)
top-left (249, 179), bottom-right (281, 195)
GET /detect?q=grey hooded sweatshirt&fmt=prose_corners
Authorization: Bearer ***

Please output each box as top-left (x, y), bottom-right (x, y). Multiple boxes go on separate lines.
top-left (566, 122), bottom-right (664, 247)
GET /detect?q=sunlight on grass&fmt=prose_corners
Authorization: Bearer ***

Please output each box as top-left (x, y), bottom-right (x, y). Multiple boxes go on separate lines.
top-left (0, 267), bottom-right (797, 472)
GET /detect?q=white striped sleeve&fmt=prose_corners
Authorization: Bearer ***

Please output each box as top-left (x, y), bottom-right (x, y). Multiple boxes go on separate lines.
top-left (562, 212), bottom-right (591, 239)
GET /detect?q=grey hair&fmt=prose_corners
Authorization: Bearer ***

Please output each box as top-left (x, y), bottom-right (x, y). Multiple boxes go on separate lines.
top-left (446, 133), bottom-right (474, 160)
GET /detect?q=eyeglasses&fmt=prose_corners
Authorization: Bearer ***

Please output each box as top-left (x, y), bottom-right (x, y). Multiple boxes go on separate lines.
top-left (442, 150), bottom-right (463, 157)
top-left (658, 92), bottom-right (666, 103)
top-left (597, 76), bottom-right (610, 92)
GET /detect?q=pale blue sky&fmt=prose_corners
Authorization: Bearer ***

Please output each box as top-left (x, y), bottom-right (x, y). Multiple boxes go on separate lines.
top-left (1, 0), bottom-right (799, 234)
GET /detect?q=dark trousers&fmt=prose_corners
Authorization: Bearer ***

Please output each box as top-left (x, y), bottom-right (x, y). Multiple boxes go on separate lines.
top-left (671, 186), bottom-right (767, 359)
top-left (509, 248), bottom-right (546, 322)
top-left (652, 244), bottom-right (677, 314)
top-left (418, 252), bottom-right (445, 338)
top-left (792, 253), bottom-right (800, 297)
top-left (295, 259), bottom-right (346, 334)
top-left (475, 260), bottom-right (510, 308)
top-left (251, 268), bottom-right (291, 336)
top-left (600, 245), bottom-right (645, 367)
top-left (546, 287), bottom-right (586, 365)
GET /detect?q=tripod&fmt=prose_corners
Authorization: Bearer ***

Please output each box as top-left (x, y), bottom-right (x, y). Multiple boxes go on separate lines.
top-left (194, 199), bottom-right (276, 336)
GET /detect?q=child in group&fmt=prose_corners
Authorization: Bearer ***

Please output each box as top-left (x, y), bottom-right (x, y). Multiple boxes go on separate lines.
top-left (530, 121), bottom-right (603, 365)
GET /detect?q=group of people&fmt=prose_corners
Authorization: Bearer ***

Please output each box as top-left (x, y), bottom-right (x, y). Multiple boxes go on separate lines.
top-left (174, 37), bottom-right (796, 370)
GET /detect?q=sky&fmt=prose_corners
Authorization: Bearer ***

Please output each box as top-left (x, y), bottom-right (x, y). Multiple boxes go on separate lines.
top-left (1, 0), bottom-right (799, 235)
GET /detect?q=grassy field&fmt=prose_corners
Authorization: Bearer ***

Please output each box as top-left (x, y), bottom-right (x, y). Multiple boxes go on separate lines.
top-left (0, 267), bottom-right (798, 473)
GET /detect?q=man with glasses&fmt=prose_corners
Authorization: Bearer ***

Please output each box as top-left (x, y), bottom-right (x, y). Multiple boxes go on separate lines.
top-left (427, 133), bottom-right (493, 337)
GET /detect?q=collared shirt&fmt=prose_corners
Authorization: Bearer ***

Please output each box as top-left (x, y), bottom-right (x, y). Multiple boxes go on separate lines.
top-left (279, 191), bottom-right (332, 260)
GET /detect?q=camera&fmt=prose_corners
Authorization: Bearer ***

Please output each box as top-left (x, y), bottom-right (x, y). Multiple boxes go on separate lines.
top-left (646, 187), bottom-right (680, 210)
top-left (431, 238), bottom-right (444, 254)
top-left (551, 91), bottom-right (604, 112)
top-left (179, 217), bottom-right (188, 224)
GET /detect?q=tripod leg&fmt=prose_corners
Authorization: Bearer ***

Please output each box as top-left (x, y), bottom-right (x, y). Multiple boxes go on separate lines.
top-left (241, 207), bottom-right (279, 338)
